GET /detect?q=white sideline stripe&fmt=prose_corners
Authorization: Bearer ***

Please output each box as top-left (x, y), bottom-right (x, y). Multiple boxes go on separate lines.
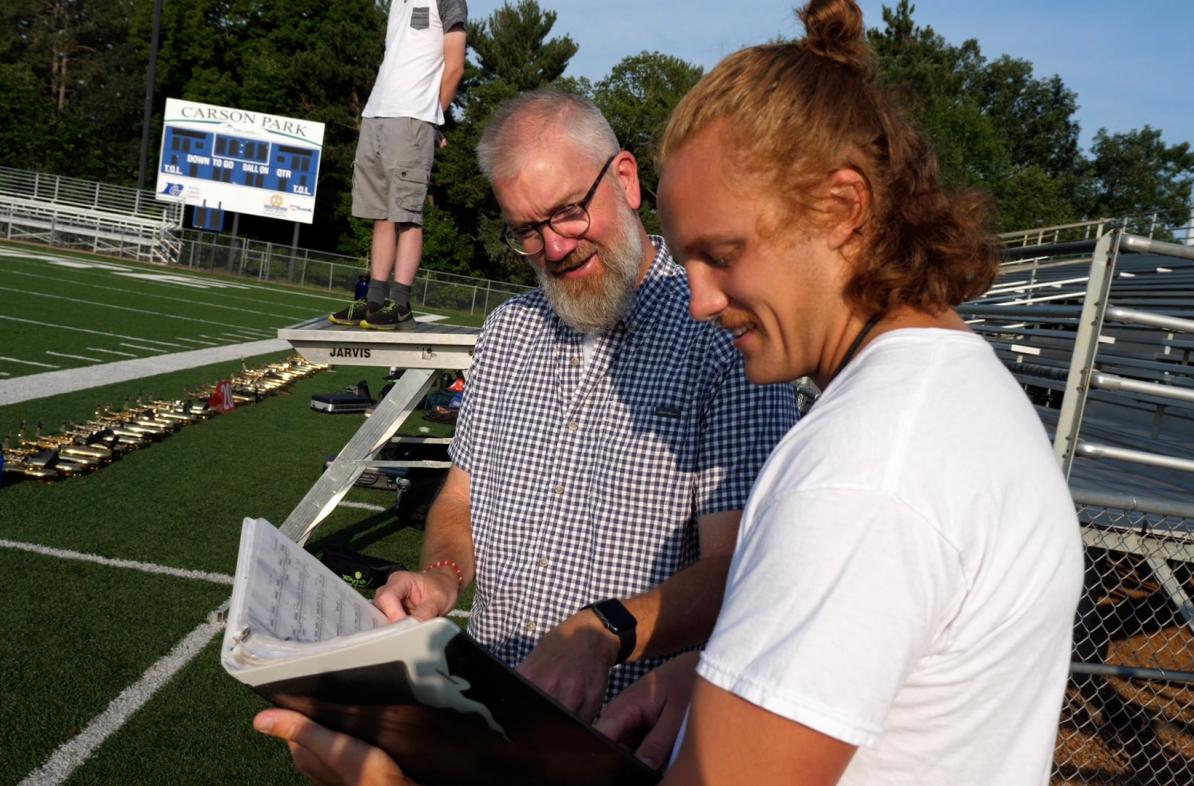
top-left (340, 501), bottom-right (388, 512)
top-left (0, 338), bottom-right (288, 405)
top-left (16, 603), bottom-right (228, 786)
top-left (0, 285), bottom-right (268, 332)
top-left (86, 347), bottom-right (138, 358)
top-left (0, 355), bottom-right (60, 369)
top-left (118, 342), bottom-right (158, 352)
top-left (0, 539), bottom-right (234, 585)
top-left (45, 351), bottom-right (102, 363)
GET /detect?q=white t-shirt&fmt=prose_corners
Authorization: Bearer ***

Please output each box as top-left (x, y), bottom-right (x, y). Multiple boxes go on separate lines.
top-left (696, 329), bottom-right (1083, 785)
top-left (362, 0), bottom-right (467, 123)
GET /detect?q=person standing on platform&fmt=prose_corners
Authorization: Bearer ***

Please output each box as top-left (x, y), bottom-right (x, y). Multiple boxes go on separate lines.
top-left (329, 0), bottom-right (468, 331)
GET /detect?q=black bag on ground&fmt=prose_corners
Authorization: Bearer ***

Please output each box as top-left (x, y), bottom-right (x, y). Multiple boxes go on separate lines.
top-left (319, 547), bottom-right (406, 590)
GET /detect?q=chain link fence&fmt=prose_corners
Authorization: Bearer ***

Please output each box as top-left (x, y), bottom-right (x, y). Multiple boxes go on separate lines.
top-left (177, 229), bottom-right (532, 317)
top-left (1055, 503), bottom-right (1194, 785)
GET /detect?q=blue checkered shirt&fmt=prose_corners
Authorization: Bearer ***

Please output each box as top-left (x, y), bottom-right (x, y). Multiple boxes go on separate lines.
top-left (449, 238), bottom-right (799, 698)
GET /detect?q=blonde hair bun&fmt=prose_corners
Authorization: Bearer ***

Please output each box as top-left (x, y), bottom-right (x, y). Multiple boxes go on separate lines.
top-left (798, 0), bottom-right (872, 77)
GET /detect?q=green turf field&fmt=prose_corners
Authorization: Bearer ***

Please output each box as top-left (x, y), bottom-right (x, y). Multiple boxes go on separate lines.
top-left (0, 241), bottom-right (475, 785)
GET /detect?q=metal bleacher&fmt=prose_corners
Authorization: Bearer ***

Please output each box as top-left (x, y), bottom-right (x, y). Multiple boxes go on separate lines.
top-left (968, 221), bottom-right (1194, 784)
top-left (0, 167), bottom-right (182, 264)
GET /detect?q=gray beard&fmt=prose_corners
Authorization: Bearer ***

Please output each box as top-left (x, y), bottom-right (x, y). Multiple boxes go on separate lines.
top-left (535, 209), bottom-right (644, 335)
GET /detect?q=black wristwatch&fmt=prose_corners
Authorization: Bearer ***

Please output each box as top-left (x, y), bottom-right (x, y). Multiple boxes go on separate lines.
top-left (584, 598), bottom-right (637, 665)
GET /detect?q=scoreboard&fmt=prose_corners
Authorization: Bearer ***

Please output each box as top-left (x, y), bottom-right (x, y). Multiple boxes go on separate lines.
top-left (155, 98), bottom-right (325, 224)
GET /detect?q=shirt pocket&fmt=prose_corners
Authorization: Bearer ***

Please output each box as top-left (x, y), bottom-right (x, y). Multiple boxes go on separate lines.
top-left (410, 6), bottom-right (430, 30)
top-left (598, 403), bottom-right (696, 515)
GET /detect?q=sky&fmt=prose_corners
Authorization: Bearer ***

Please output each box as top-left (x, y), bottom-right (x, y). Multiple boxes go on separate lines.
top-left (463, 0), bottom-right (1194, 154)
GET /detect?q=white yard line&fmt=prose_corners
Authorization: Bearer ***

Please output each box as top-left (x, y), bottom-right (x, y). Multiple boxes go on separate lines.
top-left (0, 372), bottom-right (9, 377)
top-left (16, 603), bottom-right (229, 786)
top-left (85, 347), bottom-right (138, 358)
top-left (172, 337), bottom-right (220, 346)
top-left (1, 268), bottom-right (309, 320)
top-left (0, 355), bottom-right (60, 369)
top-left (0, 285), bottom-right (266, 331)
top-left (0, 316), bottom-right (188, 348)
top-left (122, 337), bottom-right (189, 348)
top-left (117, 343), bottom-right (158, 352)
top-left (0, 338), bottom-right (289, 405)
top-left (0, 539), bottom-right (234, 584)
top-left (45, 351), bottom-right (102, 363)
top-left (339, 501), bottom-right (388, 512)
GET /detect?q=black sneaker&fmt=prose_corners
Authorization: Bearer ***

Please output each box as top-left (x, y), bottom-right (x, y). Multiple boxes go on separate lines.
top-left (329, 298), bottom-right (380, 327)
top-left (362, 301), bottom-right (416, 331)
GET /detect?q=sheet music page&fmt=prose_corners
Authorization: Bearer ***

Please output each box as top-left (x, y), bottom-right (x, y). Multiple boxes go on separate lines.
top-left (241, 518), bottom-right (388, 643)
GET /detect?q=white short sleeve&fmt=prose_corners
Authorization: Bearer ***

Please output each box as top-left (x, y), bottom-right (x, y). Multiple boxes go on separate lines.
top-left (698, 488), bottom-right (964, 747)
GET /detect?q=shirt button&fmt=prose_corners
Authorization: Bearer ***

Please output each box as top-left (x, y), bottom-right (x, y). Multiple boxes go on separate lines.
top-left (525, 621), bottom-right (537, 632)
top-left (538, 557), bottom-right (550, 568)
top-left (552, 484), bottom-right (564, 495)
top-left (570, 356), bottom-right (580, 367)
top-left (567, 419), bottom-right (578, 431)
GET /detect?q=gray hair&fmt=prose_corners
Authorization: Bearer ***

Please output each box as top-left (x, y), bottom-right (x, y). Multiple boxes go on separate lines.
top-left (476, 89), bottom-right (620, 183)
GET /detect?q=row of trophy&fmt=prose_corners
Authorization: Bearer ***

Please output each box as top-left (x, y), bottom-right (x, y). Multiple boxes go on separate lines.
top-left (2, 355), bottom-right (328, 481)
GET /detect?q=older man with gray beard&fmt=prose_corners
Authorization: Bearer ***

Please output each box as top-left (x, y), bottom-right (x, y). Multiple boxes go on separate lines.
top-left (372, 89), bottom-right (798, 723)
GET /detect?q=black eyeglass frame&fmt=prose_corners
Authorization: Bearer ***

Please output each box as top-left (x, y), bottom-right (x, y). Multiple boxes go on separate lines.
top-left (503, 153), bottom-right (619, 256)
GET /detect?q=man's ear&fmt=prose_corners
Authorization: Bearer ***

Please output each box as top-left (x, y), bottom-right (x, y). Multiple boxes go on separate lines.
top-left (824, 168), bottom-right (870, 251)
top-left (613, 151), bottom-right (643, 211)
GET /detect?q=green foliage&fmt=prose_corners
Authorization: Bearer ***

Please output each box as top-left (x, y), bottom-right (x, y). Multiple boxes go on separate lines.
top-left (2, 0), bottom-right (1192, 276)
top-left (423, 201), bottom-right (482, 277)
top-left (1080, 126), bottom-right (1194, 228)
top-left (429, 0), bottom-right (579, 282)
top-left (593, 51), bottom-right (703, 235)
top-left (868, 1), bottom-right (1085, 229)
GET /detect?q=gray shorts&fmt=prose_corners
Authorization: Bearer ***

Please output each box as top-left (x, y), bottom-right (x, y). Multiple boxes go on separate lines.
top-left (351, 117), bottom-right (436, 224)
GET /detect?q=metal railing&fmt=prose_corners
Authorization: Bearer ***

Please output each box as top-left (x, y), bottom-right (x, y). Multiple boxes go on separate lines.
top-left (177, 229), bottom-right (532, 317)
top-left (0, 166), bottom-right (532, 317)
top-left (966, 224), bottom-right (1194, 783)
top-left (999, 210), bottom-right (1194, 249)
top-left (0, 166), bottom-right (182, 264)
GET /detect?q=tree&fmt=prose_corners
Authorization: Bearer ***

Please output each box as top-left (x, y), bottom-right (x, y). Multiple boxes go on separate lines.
top-left (1079, 127), bottom-right (1194, 231)
top-left (0, 0), bottom-right (145, 182)
top-left (967, 56), bottom-right (1081, 178)
top-left (868, 1), bottom-right (1082, 230)
top-left (593, 51), bottom-right (702, 234)
top-left (429, 0), bottom-right (578, 282)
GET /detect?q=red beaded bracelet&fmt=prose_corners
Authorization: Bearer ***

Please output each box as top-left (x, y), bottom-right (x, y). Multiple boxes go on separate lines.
top-left (424, 559), bottom-right (464, 587)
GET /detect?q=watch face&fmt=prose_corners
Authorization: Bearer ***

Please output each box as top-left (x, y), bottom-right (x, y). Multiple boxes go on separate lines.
top-left (593, 599), bottom-right (636, 632)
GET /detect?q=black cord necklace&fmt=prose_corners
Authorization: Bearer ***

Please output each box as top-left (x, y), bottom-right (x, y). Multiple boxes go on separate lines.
top-left (828, 313), bottom-right (884, 382)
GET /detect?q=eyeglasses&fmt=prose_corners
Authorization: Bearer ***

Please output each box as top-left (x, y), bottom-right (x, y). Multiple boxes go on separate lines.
top-left (503, 153), bottom-right (617, 256)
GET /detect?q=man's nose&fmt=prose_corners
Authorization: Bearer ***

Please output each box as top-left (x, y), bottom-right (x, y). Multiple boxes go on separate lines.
top-left (541, 225), bottom-right (579, 262)
top-left (685, 262), bottom-right (728, 321)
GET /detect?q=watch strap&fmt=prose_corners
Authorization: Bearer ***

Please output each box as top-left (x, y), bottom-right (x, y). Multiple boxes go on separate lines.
top-left (584, 599), bottom-right (636, 665)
